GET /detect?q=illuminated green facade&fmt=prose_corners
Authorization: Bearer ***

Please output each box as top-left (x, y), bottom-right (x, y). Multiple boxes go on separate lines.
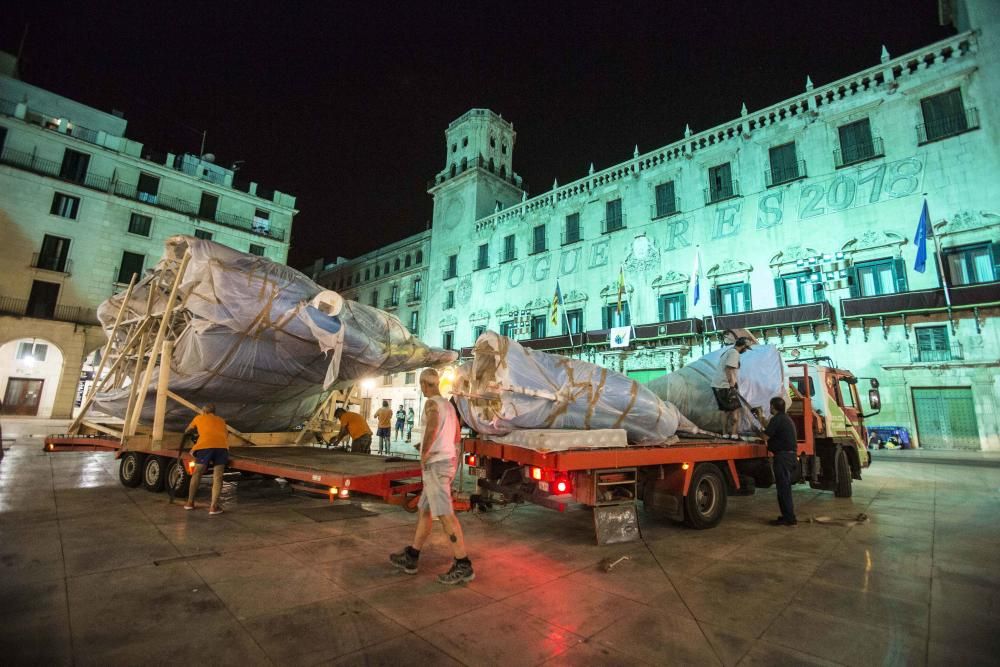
top-left (323, 4), bottom-right (1000, 450)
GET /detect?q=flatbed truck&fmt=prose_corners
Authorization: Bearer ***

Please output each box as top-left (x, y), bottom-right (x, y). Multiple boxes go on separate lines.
top-left (462, 362), bottom-right (880, 534)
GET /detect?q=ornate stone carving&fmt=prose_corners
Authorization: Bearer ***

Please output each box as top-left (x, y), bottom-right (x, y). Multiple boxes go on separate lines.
top-left (841, 230), bottom-right (906, 254)
top-left (623, 233), bottom-right (660, 272)
top-left (468, 309), bottom-right (491, 323)
top-left (769, 246), bottom-right (820, 268)
top-left (562, 290), bottom-right (588, 305)
top-left (706, 259), bottom-right (752, 279)
top-left (651, 271), bottom-right (689, 290)
top-left (456, 279), bottom-right (473, 305)
top-left (942, 209), bottom-right (999, 235)
top-left (525, 297), bottom-right (550, 312)
top-left (438, 314), bottom-right (457, 328)
top-left (600, 282), bottom-right (635, 299)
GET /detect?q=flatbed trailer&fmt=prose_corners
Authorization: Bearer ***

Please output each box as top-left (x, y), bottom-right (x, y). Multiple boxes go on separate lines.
top-left (462, 362), bottom-right (879, 540)
top-left (44, 433), bottom-right (423, 506)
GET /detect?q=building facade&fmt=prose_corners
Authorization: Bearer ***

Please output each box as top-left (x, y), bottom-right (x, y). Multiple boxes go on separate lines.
top-left (329, 3), bottom-right (999, 450)
top-left (306, 231), bottom-right (431, 422)
top-left (0, 61), bottom-right (297, 418)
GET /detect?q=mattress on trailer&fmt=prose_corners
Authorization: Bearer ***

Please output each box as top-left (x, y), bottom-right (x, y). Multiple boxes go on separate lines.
top-left (482, 429), bottom-right (636, 453)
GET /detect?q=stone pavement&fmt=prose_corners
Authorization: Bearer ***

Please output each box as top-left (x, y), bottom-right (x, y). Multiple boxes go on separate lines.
top-left (2, 439), bottom-right (999, 666)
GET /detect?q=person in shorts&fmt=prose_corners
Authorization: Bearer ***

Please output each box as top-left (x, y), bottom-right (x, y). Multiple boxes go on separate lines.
top-left (390, 369), bottom-right (474, 584)
top-left (394, 405), bottom-right (406, 441)
top-left (183, 404), bottom-right (230, 515)
top-left (374, 400), bottom-right (393, 455)
top-left (712, 337), bottom-right (751, 439)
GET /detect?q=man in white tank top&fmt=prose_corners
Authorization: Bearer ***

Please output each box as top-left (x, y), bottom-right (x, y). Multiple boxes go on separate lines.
top-left (390, 368), bottom-right (474, 584)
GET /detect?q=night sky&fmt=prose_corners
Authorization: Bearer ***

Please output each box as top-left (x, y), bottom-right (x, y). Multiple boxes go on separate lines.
top-left (1, 1), bottom-right (953, 269)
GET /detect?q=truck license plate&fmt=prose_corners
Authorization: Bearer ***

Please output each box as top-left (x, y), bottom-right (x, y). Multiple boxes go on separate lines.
top-left (471, 466), bottom-right (487, 479)
top-left (538, 481), bottom-right (549, 492)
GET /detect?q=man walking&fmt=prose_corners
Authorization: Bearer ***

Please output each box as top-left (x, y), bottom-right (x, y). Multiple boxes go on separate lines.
top-left (183, 404), bottom-right (229, 515)
top-left (761, 396), bottom-right (798, 526)
top-left (374, 400), bottom-right (393, 455)
top-left (394, 404), bottom-right (406, 442)
top-left (330, 407), bottom-right (373, 454)
top-left (712, 337), bottom-right (751, 439)
top-left (390, 368), bottom-right (474, 584)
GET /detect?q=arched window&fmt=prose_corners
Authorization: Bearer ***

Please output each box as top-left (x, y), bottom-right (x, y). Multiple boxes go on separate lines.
top-left (374, 265), bottom-right (380, 277)
top-left (500, 165), bottom-right (507, 179)
top-left (394, 258), bottom-right (401, 271)
top-left (460, 157), bottom-right (468, 172)
top-left (405, 254), bottom-right (412, 268)
top-left (488, 158), bottom-right (495, 173)
top-left (450, 163), bottom-right (456, 177)
top-left (384, 261), bottom-right (390, 274)
top-left (415, 250), bottom-right (423, 265)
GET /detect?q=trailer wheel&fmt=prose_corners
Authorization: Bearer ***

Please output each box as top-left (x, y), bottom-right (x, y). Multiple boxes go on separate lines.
top-left (142, 456), bottom-right (166, 492)
top-left (119, 452), bottom-right (145, 488)
top-left (833, 447), bottom-right (853, 498)
top-left (683, 464), bottom-right (727, 530)
top-left (165, 459), bottom-right (191, 498)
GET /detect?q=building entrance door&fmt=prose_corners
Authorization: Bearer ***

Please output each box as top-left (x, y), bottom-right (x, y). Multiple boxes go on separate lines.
top-left (2, 378), bottom-right (45, 416)
top-left (912, 387), bottom-right (981, 450)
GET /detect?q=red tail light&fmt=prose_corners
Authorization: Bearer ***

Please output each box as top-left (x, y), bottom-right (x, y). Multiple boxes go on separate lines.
top-left (465, 454), bottom-right (477, 466)
top-left (555, 480), bottom-right (568, 493)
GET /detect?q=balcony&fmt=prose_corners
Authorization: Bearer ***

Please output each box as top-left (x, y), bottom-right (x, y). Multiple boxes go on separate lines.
top-left (909, 342), bottom-right (964, 364)
top-left (427, 154), bottom-right (524, 190)
top-left (499, 248), bottom-right (516, 264)
top-left (765, 160), bottom-right (807, 187)
top-left (0, 295), bottom-right (98, 325)
top-left (601, 212), bottom-right (626, 234)
top-left (0, 147), bottom-right (286, 242)
top-left (633, 318), bottom-right (704, 340)
top-left (834, 136), bottom-right (884, 168)
top-left (31, 253), bottom-right (73, 275)
top-left (704, 180), bottom-right (740, 205)
top-left (474, 258), bottom-right (489, 272)
top-left (704, 301), bottom-right (835, 340)
top-left (407, 292), bottom-right (422, 304)
top-left (441, 267), bottom-right (458, 281)
top-left (917, 107), bottom-right (979, 144)
top-left (442, 298), bottom-right (455, 310)
top-left (530, 240), bottom-right (547, 255)
top-left (561, 229), bottom-right (582, 245)
top-left (840, 282), bottom-right (1000, 319)
top-left (382, 298), bottom-right (399, 310)
top-left (650, 197), bottom-right (680, 220)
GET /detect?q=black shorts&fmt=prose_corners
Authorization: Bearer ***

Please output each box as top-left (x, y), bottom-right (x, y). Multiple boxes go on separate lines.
top-left (377, 427), bottom-right (391, 437)
top-left (713, 387), bottom-right (741, 412)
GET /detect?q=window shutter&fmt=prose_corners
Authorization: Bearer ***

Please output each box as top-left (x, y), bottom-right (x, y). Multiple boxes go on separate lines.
top-left (743, 283), bottom-right (753, 310)
top-left (774, 278), bottom-right (786, 308)
top-left (657, 296), bottom-right (665, 323)
top-left (709, 286), bottom-right (720, 315)
top-left (991, 241), bottom-right (1000, 281)
top-left (678, 297), bottom-right (687, 320)
top-left (892, 257), bottom-right (909, 292)
top-left (847, 266), bottom-right (860, 298)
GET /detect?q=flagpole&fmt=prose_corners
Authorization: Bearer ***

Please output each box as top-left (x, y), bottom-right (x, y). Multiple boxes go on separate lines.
top-left (932, 220), bottom-right (952, 308)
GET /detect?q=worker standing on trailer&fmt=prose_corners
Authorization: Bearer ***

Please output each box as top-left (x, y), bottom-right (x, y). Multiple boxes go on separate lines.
top-left (761, 396), bottom-right (798, 526)
top-left (374, 400), bottom-right (394, 455)
top-left (330, 407), bottom-right (373, 454)
top-left (712, 337), bottom-right (751, 439)
top-left (183, 404), bottom-right (229, 515)
top-left (390, 368), bottom-right (475, 584)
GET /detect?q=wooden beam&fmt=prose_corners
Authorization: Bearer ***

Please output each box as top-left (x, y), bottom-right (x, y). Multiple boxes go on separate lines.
top-left (151, 339), bottom-right (173, 444)
top-left (164, 390), bottom-right (255, 445)
top-left (80, 420), bottom-right (123, 438)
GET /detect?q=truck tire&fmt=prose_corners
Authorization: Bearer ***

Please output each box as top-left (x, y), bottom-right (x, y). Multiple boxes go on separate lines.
top-left (119, 452), bottom-right (145, 488)
top-left (683, 463), bottom-right (727, 529)
top-left (164, 459), bottom-right (190, 498)
top-left (142, 456), bottom-right (166, 492)
top-left (834, 447), bottom-right (852, 498)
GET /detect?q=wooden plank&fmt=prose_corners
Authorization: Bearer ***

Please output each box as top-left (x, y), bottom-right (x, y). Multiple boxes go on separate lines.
top-left (80, 420), bottom-right (123, 438)
top-left (165, 390), bottom-right (255, 444)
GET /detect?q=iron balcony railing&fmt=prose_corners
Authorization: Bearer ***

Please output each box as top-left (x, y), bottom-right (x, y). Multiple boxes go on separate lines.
top-left (650, 196), bottom-right (680, 219)
top-left (474, 257), bottom-right (489, 271)
top-left (31, 253), bottom-right (73, 275)
top-left (441, 267), bottom-right (458, 280)
top-left (765, 160), bottom-right (807, 187)
top-left (561, 228), bottom-right (581, 245)
top-left (530, 240), bottom-right (547, 255)
top-left (601, 211), bottom-right (627, 234)
top-left (382, 297), bottom-right (399, 309)
top-left (704, 180), bottom-right (740, 204)
top-left (917, 107), bottom-right (979, 144)
top-left (407, 292), bottom-right (422, 304)
top-left (499, 247), bottom-right (516, 264)
top-left (840, 281), bottom-right (1000, 318)
top-left (834, 136), bottom-right (884, 168)
top-left (910, 342), bottom-right (964, 364)
top-left (442, 298), bottom-right (455, 310)
top-left (704, 301), bottom-right (834, 332)
top-left (0, 295), bottom-right (98, 325)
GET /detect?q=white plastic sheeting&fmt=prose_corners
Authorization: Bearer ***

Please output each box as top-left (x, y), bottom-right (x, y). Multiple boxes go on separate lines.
top-left (452, 332), bottom-right (698, 444)
top-left (94, 236), bottom-right (455, 432)
top-left (644, 344), bottom-right (787, 434)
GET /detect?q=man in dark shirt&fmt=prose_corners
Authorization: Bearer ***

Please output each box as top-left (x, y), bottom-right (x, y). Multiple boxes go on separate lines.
top-left (761, 396), bottom-right (798, 526)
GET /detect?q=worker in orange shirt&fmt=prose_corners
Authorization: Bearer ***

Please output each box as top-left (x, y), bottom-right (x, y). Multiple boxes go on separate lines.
top-left (330, 407), bottom-right (373, 454)
top-left (374, 400), bottom-right (394, 455)
top-left (183, 404), bottom-right (230, 515)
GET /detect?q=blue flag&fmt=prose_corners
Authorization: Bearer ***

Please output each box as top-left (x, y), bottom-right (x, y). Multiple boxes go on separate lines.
top-left (913, 199), bottom-right (930, 273)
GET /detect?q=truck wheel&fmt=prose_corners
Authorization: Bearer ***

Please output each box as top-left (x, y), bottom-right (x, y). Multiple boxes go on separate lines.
top-left (834, 447), bottom-right (852, 498)
top-left (164, 459), bottom-right (190, 498)
top-left (142, 456), bottom-right (166, 492)
top-left (683, 464), bottom-right (727, 529)
top-left (119, 452), bottom-right (145, 488)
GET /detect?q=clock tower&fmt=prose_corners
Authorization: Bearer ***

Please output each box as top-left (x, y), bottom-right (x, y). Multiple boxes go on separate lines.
top-left (426, 109), bottom-right (525, 350)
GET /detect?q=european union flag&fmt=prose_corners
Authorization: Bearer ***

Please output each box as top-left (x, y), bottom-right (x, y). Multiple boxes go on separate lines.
top-left (913, 199), bottom-right (930, 273)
